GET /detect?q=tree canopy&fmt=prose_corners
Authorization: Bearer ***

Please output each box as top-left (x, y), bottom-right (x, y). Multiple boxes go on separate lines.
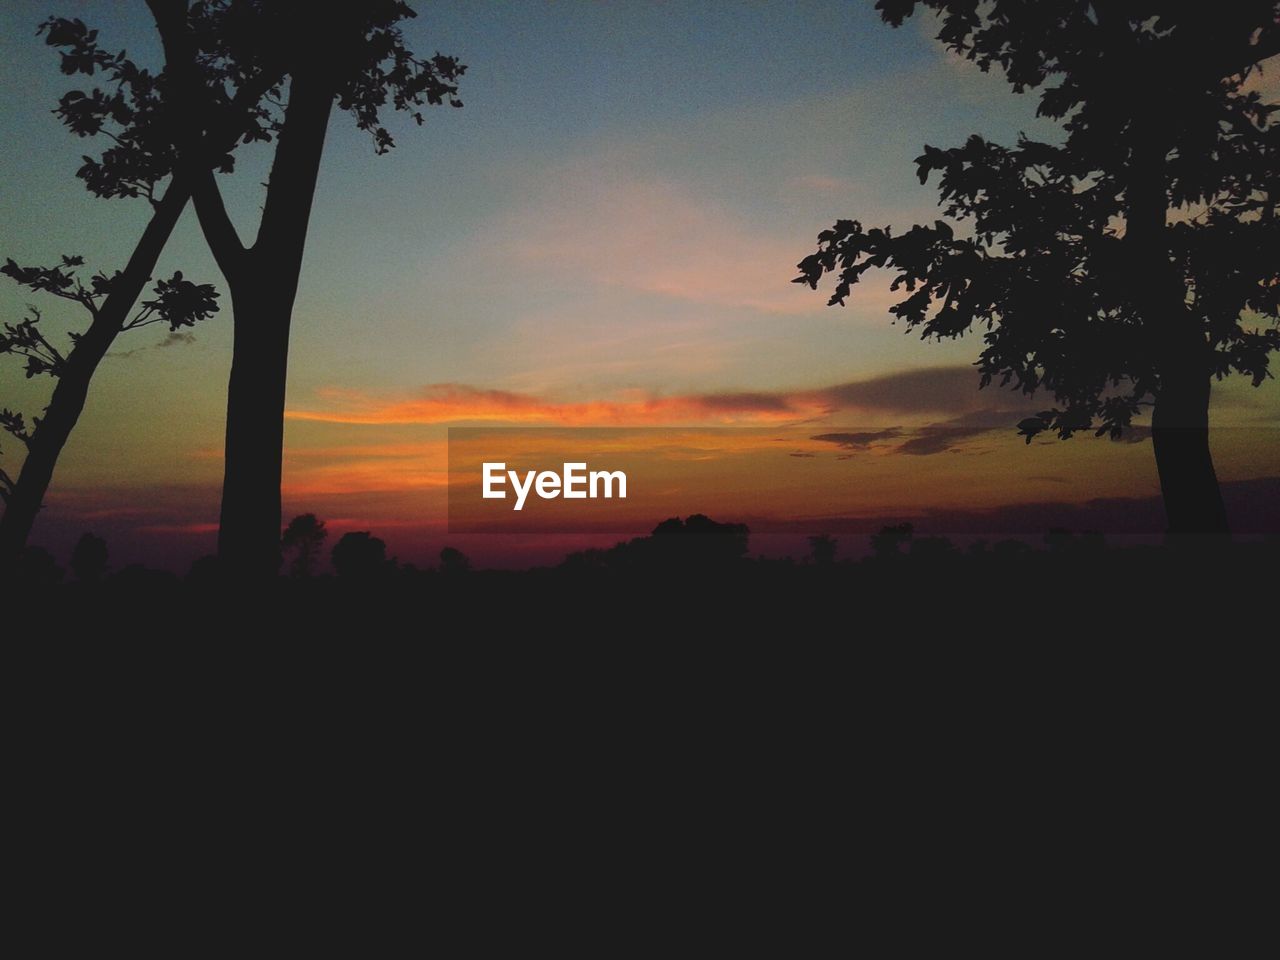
top-left (796, 1), bottom-right (1280, 443)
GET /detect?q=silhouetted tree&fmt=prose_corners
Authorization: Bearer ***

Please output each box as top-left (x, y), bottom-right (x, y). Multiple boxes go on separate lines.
top-left (652, 514), bottom-right (750, 565)
top-left (797, 2), bottom-right (1280, 534)
top-left (281, 512), bottom-right (327, 577)
top-left (69, 532), bottom-right (109, 582)
top-left (871, 523), bottom-right (913, 559)
top-left (560, 515), bottom-right (750, 571)
top-left (0, 11), bottom-right (282, 572)
top-left (808, 533), bottom-right (838, 565)
top-left (439, 546), bottom-right (471, 574)
top-left (148, 1), bottom-right (465, 578)
top-left (331, 531), bottom-right (388, 580)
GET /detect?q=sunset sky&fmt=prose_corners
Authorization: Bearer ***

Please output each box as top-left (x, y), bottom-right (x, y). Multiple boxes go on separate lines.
top-left (3, 1), bottom-right (1278, 568)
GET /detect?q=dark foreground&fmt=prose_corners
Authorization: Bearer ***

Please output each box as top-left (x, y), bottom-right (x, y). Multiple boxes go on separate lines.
top-left (5, 536), bottom-right (1270, 839)
top-left (10, 534), bottom-right (1276, 639)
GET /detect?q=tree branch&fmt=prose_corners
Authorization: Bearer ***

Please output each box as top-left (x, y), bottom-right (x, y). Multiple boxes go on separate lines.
top-left (28, 325), bottom-right (66, 369)
top-left (192, 168), bottom-right (245, 280)
top-left (122, 303), bottom-right (158, 331)
top-left (147, 0), bottom-right (286, 281)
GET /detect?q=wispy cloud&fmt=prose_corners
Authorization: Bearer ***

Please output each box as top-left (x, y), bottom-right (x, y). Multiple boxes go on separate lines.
top-left (896, 424), bottom-right (993, 455)
top-left (108, 330), bottom-right (198, 359)
top-left (286, 365), bottom-right (1035, 427)
top-left (500, 177), bottom-right (832, 315)
top-left (288, 382), bottom-right (830, 426)
top-left (811, 428), bottom-right (904, 449)
top-left (811, 421), bottom-right (994, 457)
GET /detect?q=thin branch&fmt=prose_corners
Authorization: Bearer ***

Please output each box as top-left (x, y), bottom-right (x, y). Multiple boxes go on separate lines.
top-left (45, 285), bottom-right (92, 308)
top-left (0, 409), bottom-right (32, 446)
top-left (3, 307), bottom-right (68, 372)
top-left (28, 325), bottom-right (66, 368)
top-left (122, 317), bottom-right (163, 330)
top-left (121, 303), bottom-right (159, 330)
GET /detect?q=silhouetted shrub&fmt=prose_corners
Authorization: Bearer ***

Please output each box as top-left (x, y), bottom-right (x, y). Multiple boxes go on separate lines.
top-left (808, 534), bottom-right (838, 565)
top-left (70, 532), bottom-right (109, 582)
top-left (282, 513), bottom-right (328, 577)
top-left (439, 546), bottom-right (470, 574)
top-left (871, 523), bottom-right (913, 559)
top-left (332, 531), bottom-right (388, 580)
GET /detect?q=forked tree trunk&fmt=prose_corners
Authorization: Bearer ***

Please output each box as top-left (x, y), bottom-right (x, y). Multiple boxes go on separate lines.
top-left (216, 69), bottom-right (334, 579)
top-left (0, 184), bottom-right (189, 573)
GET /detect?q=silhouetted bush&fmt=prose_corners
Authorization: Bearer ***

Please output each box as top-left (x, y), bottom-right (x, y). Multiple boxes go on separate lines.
top-left (563, 514), bottom-right (749, 572)
top-left (871, 523), bottom-right (913, 559)
top-left (808, 534), bottom-right (838, 565)
top-left (439, 546), bottom-right (470, 574)
top-left (282, 513), bottom-right (328, 577)
top-left (70, 532), bottom-right (109, 582)
top-left (332, 531), bottom-right (388, 580)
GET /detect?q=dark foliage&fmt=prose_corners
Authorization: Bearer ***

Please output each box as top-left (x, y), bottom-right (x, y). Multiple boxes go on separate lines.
top-left (331, 531), bottom-right (389, 579)
top-left (563, 514), bottom-right (751, 571)
top-left (796, 3), bottom-right (1280, 440)
top-left (69, 532), bottom-right (109, 582)
top-left (281, 512), bottom-right (327, 577)
top-left (439, 546), bottom-right (471, 574)
top-left (808, 533), bottom-right (838, 565)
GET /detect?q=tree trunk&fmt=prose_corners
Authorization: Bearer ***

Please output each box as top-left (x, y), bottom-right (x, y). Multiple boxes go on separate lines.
top-left (0, 183), bottom-right (189, 573)
top-left (1125, 119), bottom-right (1230, 536)
top-left (216, 69), bottom-right (334, 579)
top-left (1151, 324), bottom-right (1229, 535)
top-left (216, 281), bottom-right (292, 578)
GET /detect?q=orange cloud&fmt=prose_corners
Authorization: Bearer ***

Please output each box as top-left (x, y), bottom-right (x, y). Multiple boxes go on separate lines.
top-left (282, 441), bottom-right (451, 496)
top-left (287, 382), bottom-right (832, 427)
top-left (285, 366), bottom-right (1035, 428)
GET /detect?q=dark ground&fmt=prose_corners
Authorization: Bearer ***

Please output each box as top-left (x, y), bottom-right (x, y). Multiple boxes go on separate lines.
top-left (10, 532), bottom-right (1276, 638)
top-left (4, 535), bottom-right (1269, 848)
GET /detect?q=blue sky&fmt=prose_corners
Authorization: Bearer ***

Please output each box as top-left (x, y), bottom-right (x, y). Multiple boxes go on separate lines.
top-left (1, 1), bottom-right (1056, 414)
